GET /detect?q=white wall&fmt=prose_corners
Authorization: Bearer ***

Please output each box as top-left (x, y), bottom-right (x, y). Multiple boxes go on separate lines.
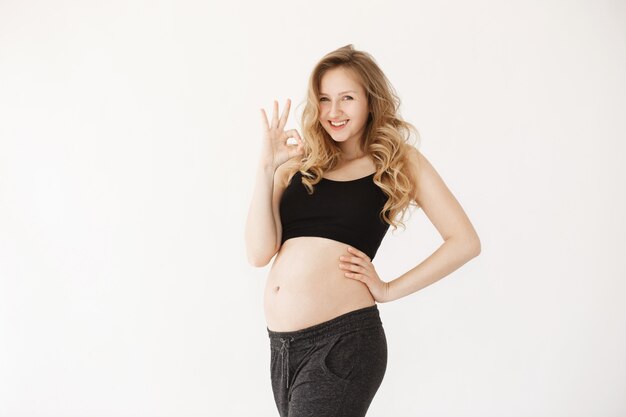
top-left (0, 0), bottom-right (624, 416)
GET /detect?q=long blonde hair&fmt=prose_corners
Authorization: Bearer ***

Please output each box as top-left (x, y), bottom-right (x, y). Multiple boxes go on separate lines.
top-left (287, 44), bottom-right (422, 232)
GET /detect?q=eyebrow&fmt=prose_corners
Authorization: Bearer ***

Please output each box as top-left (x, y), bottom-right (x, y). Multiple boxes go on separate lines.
top-left (319, 90), bottom-right (357, 96)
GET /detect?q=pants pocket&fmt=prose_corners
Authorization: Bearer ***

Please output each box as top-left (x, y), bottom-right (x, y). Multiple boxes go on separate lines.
top-left (319, 331), bottom-right (362, 382)
top-left (320, 326), bottom-right (388, 384)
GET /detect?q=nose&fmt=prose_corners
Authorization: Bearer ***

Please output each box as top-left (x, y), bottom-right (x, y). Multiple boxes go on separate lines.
top-left (328, 101), bottom-right (344, 118)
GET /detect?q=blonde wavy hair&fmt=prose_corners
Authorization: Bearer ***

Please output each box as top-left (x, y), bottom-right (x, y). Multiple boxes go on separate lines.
top-left (286, 44), bottom-right (422, 232)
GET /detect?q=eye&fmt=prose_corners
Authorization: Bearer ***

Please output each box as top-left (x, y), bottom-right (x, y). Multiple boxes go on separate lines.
top-left (319, 96), bottom-right (353, 102)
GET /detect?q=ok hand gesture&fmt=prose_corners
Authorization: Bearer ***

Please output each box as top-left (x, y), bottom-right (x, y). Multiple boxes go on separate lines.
top-left (260, 98), bottom-right (305, 170)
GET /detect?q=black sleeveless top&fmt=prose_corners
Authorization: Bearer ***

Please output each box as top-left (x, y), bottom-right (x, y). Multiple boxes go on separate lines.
top-left (279, 170), bottom-right (390, 260)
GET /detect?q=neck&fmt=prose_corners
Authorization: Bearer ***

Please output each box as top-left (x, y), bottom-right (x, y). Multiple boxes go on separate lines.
top-left (342, 154), bottom-right (364, 162)
top-left (339, 145), bottom-right (366, 161)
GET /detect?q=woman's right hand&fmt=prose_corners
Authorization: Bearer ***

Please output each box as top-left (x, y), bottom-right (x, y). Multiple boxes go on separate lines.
top-left (259, 98), bottom-right (304, 171)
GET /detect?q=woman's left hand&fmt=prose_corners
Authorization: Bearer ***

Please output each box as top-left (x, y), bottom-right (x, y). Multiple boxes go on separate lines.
top-left (338, 246), bottom-right (391, 303)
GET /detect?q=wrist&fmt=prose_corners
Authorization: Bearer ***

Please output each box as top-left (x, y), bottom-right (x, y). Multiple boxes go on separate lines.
top-left (383, 279), bottom-right (399, 303)
top-left (257, 160), bottom-right (277, 173)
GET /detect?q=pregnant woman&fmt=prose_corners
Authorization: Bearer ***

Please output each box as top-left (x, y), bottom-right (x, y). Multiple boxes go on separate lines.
top-left (245, 44), bottom-right (481, 417)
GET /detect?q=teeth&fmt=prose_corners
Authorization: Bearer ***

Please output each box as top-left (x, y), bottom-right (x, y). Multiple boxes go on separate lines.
top-left (330, 120), bottom-right (348, 126)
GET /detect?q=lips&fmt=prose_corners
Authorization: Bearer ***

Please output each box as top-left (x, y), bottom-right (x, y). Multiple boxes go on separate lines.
top-left (329, 119), bottom-right (349, 131)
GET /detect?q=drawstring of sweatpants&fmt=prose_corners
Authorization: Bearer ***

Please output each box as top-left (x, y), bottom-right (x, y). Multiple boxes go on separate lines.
top-left (279, 337), bottom-right (295, 389)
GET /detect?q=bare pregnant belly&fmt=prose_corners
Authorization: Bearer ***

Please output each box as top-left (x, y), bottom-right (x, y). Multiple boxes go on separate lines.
top-left (264, 236), bottom-right (376, 332)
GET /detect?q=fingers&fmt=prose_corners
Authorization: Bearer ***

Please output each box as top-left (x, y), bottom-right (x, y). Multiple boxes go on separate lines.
top-left (340, 261), bottom-right (365, 271)
top-left (260, 108), bottom-right (270, 132)
top-left (295, 131), bottom-right (305, 150)
top-left (272, 100), bottom-right (279, 129)
top-left (346, 246), bottom-right (371, 263)
top-left (278, 98), bottom-right (291, 131)
top-left (283, 129), bottom-right (303, 158)
top-left (262, 99), bottom-right (292, 130)
top-left (284, 129), bottom-right (303, 143)
top-left (291, 129), bottom-right (302, 141)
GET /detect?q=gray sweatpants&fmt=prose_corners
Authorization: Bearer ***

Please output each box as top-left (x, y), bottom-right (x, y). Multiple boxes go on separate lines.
top-left (267, 304), bottom-right (387, 417)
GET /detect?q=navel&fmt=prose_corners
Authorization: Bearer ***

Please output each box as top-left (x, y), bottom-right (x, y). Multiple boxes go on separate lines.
top-left (274, 285), bottom-right (280, 292)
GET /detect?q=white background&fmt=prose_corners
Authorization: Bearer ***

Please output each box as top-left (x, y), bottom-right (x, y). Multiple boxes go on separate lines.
top-left (1, 1), bottom-right (624, 416)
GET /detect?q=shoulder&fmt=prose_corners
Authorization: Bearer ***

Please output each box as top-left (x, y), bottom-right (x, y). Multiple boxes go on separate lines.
top-left (403, 144), bottom-right (420, 200)
top-left (404, 143), bottom-right (420, 163)
top-left (403, 143), bottom-right (432, 203)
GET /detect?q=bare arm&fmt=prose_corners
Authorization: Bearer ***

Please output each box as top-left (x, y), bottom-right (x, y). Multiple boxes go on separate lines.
top-left (245, 162), bottom-right (279, 267)
top-left (385, 147), bottom-right (481, 302)
top-left (244, 99), bottom-right (304, 267)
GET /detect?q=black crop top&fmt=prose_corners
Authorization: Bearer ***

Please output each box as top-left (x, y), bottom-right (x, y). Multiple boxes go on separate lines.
top-left (279, 170), bottom-right (390, 260)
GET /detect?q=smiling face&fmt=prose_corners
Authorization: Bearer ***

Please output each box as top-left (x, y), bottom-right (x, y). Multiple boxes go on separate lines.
top-left (318, 67), bottom-right (370, 155)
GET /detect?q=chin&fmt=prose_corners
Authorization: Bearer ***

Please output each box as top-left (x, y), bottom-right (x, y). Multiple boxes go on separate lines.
top-left (328, 133), bottom-right (347, 141)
